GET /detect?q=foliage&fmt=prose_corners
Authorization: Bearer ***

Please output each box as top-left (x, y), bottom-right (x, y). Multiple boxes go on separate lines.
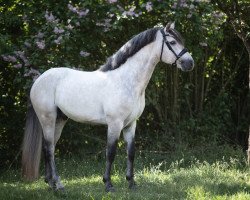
top-left (0, 0), bottom-right (249, 168)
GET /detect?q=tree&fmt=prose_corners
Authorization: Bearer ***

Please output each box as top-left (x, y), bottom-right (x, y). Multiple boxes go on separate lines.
top-left (212, 0), bottom-right (250, 164)
top-left (0, 0), bottom-right (249, 168)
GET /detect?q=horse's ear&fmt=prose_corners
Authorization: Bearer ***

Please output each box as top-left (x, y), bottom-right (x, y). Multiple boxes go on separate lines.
top-left (166, 22), bottom-right (175, 31)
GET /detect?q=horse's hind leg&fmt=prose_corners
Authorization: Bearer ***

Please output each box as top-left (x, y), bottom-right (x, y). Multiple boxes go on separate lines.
top-left (43, 120), bottom-right (67, 189)
top-left (54, 109), bottom-right (68, 145)
top-left (40, 110), bottom-right (64, 191)
top-left (43, 138), bottom-right (51, 185)
top-left (43, 110), bottom-right (67, 186)
top-left (123, 121), bottom-right (136, 189)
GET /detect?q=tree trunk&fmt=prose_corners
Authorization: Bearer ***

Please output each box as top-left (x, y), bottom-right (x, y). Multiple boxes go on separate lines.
top-left (247, 53), bottom-right (250, 165)
top-left (238, 41), bottom-right (250, 165)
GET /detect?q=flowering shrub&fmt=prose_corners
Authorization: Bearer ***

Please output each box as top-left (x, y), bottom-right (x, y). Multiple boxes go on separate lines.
top-left (1, 0), bottom-right (247, 169)
top-left (1, 0), bottom-right (225, 83)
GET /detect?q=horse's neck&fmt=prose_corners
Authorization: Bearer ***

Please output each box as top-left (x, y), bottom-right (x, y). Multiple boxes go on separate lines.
top-left (120, 41), bottom-right (159, 94)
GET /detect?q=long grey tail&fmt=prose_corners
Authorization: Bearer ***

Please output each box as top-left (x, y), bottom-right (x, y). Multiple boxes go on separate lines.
top-left (22, 100), bottom-right (43, 181)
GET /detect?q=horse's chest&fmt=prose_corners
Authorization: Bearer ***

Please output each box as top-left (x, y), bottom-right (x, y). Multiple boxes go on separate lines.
top-left (124, 96), bottom-right (145, 125)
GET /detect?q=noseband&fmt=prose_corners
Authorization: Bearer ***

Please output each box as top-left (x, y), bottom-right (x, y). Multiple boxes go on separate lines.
top-left (160, 29), bottom-right (188, 66)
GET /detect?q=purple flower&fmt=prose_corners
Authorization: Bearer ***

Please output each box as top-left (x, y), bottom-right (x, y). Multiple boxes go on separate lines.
top-left (66, 24), bottom-right (74, 30)
top-left (36, 32), bottom-right (44, 38)
top-left (117, 5), bottom-right (124, 12)
top-left (194, 0), bottom-right (204, 2)
top-left (1, 55), bottom-right (17, 62)
top-left (68, 4), bottom-right (78, 13)
top-left (54, 27), bottom-right (65, 34)
top-left (199, 42), bottom-right (208, 47)
top-left (96, 22), bottom-right (102, 26)
top-left (36, 40), bottom-right (45, 49)
top-left (9, 56), bottom-right (17, 62)
top-left (146, 2), bottom-right (153, 12)
top-left (24, 41), bottom-right (31, 48)
top-left (172, 2), bottom-right (177, 9)
top-left (13, 63), bottom-right (22, 68)
top-left (1, 55), bottom-right (8, 61)
top-left (80, 51), bottom-right (90, 57)
top-left (122, 6), bottom-right (141, 18)
top-left (182, 3), bottom-right (188, 8)
top-left (45, 11), bottom-right (56, 23)
top-left (54, 36), bottom-right (63, 44)
top-left (107, 0), bottom-right (117, 3)
top-left (24, 68), bottom-right (41, 81)
top-left (68, 3), bottom-right (89, 18)
top-left (128, 7), bottom-right (136, 16)
top-left (109, 13), bottom-right (115, 18)
top-left (212, 11), bottom-right (224, 19)
top-left (189, 4), bottom-right (195, 9)
top-left (96, 18), bottom-right (112, 32)
top-left (14, 51), bottom-right (30, 66)
top-left (78, 9), bottom-right (89, 18)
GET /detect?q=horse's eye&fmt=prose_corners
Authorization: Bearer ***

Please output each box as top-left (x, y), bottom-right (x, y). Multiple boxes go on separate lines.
top-left (170, 41), bottom-right (176, 45)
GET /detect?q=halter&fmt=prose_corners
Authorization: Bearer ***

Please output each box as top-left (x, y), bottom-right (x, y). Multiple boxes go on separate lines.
top-left (160, 29), bottom-right (188, 66)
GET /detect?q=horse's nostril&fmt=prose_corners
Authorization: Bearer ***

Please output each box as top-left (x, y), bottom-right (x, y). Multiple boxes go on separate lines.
top-left (181, 59), bottom-right (194, 71)
top-left (189, 59), bottom-right (194, 66)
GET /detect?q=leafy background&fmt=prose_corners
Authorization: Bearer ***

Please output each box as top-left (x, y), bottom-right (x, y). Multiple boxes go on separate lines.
top-left (0, 0), bottom-right (249, 170)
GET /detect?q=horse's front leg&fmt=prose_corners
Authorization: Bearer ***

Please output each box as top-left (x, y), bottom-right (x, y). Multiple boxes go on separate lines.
top-left (103, 120), bottom-right (123, 192)
top-left (123, 121), bottom-right (136, 189)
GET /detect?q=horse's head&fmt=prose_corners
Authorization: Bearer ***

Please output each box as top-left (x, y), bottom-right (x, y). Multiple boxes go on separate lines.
top-left (159, 22), bottom-right (194, 72)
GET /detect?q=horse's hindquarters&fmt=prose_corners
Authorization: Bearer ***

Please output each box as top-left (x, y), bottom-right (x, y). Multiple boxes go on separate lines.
top-left (30, 68), bottom-right (68, 116)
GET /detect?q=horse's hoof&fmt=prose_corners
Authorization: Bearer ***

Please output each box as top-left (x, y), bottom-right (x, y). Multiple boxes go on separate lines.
top-left (54, 187), bottom-right (67, 198)
top-left (128, 181), bottom-right (137, 190)
top-left (55, 186), bottom-right (65, 192)
top-left (54, 183), bottom-right (65, 193)
top-left (52, 177), bottom-right (65, 191)
top-left (105, 185), bottom-right (115, 193)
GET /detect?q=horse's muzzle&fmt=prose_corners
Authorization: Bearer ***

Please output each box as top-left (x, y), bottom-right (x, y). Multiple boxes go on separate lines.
top-left (180, 59), bottom-right (194, 72)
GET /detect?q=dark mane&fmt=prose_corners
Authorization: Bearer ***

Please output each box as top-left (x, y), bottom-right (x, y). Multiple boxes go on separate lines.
top-left (99, 27), bottom-right (160, 72)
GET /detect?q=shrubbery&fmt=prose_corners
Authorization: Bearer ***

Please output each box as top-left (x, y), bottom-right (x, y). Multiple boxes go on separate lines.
top-left (0, 0), bottom-right (249, 169)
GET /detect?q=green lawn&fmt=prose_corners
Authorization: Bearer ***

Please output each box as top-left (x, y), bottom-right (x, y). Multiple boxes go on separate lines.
top-left (0, 147), bottom-right (250, 200)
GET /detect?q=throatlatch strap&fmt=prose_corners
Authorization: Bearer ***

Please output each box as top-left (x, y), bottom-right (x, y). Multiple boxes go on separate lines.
top-left (160, 38), bottom-right (164, 62)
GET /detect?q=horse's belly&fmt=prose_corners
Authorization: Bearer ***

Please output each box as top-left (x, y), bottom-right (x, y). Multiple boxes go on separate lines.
top-left (57, 100), bottom-right (107, 124)
top-left (67, 112), bottom-right (106, 125)
top-left (55, 79), bottom-right (107, 124)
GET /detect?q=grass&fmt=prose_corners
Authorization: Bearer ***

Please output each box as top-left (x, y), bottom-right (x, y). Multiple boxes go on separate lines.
top-left (0, 146), bottom-right (250, 200)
